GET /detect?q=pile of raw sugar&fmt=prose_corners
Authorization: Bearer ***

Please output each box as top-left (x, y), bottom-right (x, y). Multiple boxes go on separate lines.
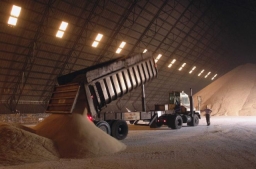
top-left (0, 113), bottom-right (126, 166)
top-left (0, 123), bottom-right (59, 166)
top-left (34, 113), bottom-right (126, 158)
top-left (193, 63), bottom-right (256, 116)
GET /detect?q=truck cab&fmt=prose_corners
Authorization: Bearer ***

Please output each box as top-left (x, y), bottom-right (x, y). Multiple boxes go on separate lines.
top-left (169, 91), bottom-right (191, 113)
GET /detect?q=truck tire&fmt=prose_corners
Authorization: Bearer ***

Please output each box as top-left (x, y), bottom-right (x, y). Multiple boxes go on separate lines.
top-left (106, 120), bottom-right (115, 127)
top-left (187, 114), bottom-right (199, 126)
top-left (94, 120), bottom-right (111, 135)
top-left (182, 115), bottom-right (191, 123)
top-left (168, 115), bottom-right (183, 129)
top-left (111, 120), bottom-right (128, 140)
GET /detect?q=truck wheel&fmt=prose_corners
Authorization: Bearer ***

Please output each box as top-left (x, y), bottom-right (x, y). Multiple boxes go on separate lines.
top-left (106, 120), bottom-right (115, 127)
top-left (94, 120), bottom-right (111, 135)
top-left (111, 120), bottom-right (128, 140)
top-left (194, 114), bottom-right (199, 126)
top-left (187, 114), bottom-right (199, 126)
top-left (168, 115), bottom-right (183, 129)
top-left (182, 115), bottom-right (191, 123)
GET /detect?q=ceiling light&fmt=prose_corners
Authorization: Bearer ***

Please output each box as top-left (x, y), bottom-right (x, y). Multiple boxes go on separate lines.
top-left (56, 30), bottom-right (64, 38)
top-left (92, 41), bottom-right (99, 47)
top-left (11, 5), bottom-right (21, 17)
top-left (119, 41), bottom-right (126, 48)
top-left (92, 33), bottom-right (103, 48)
top-left (155, 54), bottom-right (162, 63)
top-left (8, 5), bottom-right (21, 26)
top-left (59, 21), bottom-right (68, 31)
top-left (143, 49), bottom-right (147, 53)
top-left (7, 16), bottom-right (17, 26)
top-left (116, 41), bottom-right (126, 54)
top-left (211, 74), bottom-right (217, 80)
top-left (168, 64), bottom-right (173, 68)
top-left (167, 59), bottom-right (176, 68)
top-left (95, 33), bottom-right (103, 41)
top-left (156, 54), bottom-right (162, 60)
top-left (189, 66), bottom-right (196, 74)
top-left (116, 48), bottom-right (122, 54)
top-left (198, 69), bottom-right (204, 76)
top-left (178, 63), bottom-right (186, 71)
top-left (56, 21), bottom-right (68, 38)
top-left (204, 71), bottom-right (211, 78)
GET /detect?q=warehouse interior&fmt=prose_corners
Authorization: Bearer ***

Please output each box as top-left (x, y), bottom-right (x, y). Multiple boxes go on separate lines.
top-left (1, 0), bottom-right (256, 168)
top-left (1, 0), bottom-right (256, 114)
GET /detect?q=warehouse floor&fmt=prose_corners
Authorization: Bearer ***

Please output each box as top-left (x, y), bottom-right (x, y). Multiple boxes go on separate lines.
top-left (2, 116), bottom-right (256, 169)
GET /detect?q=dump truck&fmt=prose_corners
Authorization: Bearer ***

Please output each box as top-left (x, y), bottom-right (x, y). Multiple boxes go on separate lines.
top-left (46, 52), bottom-right (200, 140)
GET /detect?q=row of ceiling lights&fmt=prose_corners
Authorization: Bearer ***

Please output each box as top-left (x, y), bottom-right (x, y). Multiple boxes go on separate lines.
top-left (8, 5), bottom-right (69, 38)
top-left (8, 5), bottom-right (126, 54)
top-left (7, 5), bottom-right (218, 80)
top-left (144, 49), bottom-right (217, 80)
top-left (92, 33), bottom-right (126, 54)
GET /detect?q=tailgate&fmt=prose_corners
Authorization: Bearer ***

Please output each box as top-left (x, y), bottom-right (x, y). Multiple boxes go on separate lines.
top-left (46, 83), bottom-right (80, 113)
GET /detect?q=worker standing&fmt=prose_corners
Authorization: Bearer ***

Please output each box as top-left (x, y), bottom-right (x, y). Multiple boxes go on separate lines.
top-left (202, 106), bottom-right (212, 126)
